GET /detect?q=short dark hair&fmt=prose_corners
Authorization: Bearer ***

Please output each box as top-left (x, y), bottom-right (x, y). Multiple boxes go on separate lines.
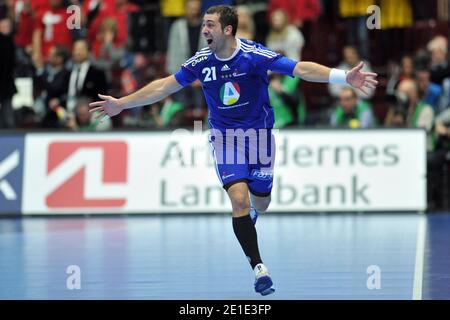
top-left (53, 44), bottom-right (69, 63)
top-left (205, 5), bottom-right (238, 36)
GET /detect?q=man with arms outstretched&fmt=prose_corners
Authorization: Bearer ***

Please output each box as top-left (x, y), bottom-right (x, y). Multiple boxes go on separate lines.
top-left (89, 5), bottom-right (377, 296)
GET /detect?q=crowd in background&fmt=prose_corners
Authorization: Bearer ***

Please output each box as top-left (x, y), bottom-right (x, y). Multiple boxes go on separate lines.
top-left (0, 0), bottom-right (450, 209)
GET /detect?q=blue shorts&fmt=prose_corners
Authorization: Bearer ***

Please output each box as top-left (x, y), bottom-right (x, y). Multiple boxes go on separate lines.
top-left (208, 129), bottom-right (275, 197)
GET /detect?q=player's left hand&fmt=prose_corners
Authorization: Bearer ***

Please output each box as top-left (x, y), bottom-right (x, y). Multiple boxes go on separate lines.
top-left (346, 62), bottom-right (378, 95)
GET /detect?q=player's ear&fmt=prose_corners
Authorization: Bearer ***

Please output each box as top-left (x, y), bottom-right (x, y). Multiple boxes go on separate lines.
top-left (224, 25), bottom-right (233, 36)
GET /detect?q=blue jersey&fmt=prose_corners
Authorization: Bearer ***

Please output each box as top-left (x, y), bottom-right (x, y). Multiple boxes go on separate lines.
top-left (174, 38), bottom-right (298, 131)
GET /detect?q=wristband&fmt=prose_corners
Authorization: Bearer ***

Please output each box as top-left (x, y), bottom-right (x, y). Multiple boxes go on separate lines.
top-left (329, 68), bottom-right (348, 84)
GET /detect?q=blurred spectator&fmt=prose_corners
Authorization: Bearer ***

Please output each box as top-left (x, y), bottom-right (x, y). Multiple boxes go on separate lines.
top-left (0, 0), bottom-right (12, 20)
top-left (12, 0), bottom-right (34, 76)
top-left (82, 0), bottom-right (113, 29)
top-left (428, 107), bottom-right (450, 210)
top-left (268, 0), bottom-right (321, 28)
top-left (29, 0), bottom-right (48, 12)
top-left (40, 94), bottom-right (68, 128)
top-left (166, 0), bottom-right (206, 74)
top-left (92, 18), bottom-right (126, 84)
top-left (338, 0), bottom-right (371, 60)
top-left (120, 52), bottom-right (155, 127)
top-left (160, 0), bottom-right (187, 51)
top-left (66, 39), bottom-right (108, 113)
top-left (146, 99), bottom-right (185, 128)
top-left (386, 55), bottom-right (415, 99)
top-left (33, 44), bottom-right (70, 118)
top-left (0, 10), bottom-right (12, 34)
top-left (121, 52), bottom-right (151, 97)
top-left (11, 0), bottom-right (33, 49)
top-left (66, 96), bottom-right (112, 131)
top-left (14, 105), bottom-right (38, 129)
top-left (416, 67), bottom-right (443, 113)
top-left (439, 78), bottom-right (450, 112)
top-left (166, 0), bottom-right (206, 116)
top-left (400, 55), bottom-right (415, 81)
top-left (435, 108), bottom-right (450, 152)
top-left (427, 35), bottom-right (450, 86)
top-left (266, 8), bottom-right (304, 61)
top-left (84, 0), bottom-right (138, 55)
top-left (31, 0), bottom-right (73, 66)
top-left (236, 5), bottom-right (255, 40)
top-left (0, 16), bottom-right (17, 129)
top-left (380, 0), bottom-right (413, 29)
top-left (269, 73), bottom-right (304, 128)
top-left (380, 0), bottom-right (413, 62)
top-left (328, 45), bottom-right (375, 99)
top-left (330, 87), bottom-right (375, 129)
top-left (201, 0), bottom-right (235, 15)
top-left (385, 79), bottom-right (435, 150)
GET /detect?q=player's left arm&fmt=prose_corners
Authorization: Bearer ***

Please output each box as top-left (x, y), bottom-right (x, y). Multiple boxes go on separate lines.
top-left (293, 61), bottom-right (378, 95)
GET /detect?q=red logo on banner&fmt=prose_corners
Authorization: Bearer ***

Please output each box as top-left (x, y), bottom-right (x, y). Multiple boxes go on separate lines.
top-left (46, 141), bottom-right (127, 208)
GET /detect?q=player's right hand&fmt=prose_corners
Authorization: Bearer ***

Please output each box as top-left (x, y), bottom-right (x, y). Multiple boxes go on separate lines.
top-left (89, 94), bottom-right (124, 120)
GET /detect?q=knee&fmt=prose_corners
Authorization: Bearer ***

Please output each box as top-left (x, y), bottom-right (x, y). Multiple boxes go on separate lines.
top-left (253, 195), bottom-right (271, 213)
top-left (230, 193), bottom-right (250, 214)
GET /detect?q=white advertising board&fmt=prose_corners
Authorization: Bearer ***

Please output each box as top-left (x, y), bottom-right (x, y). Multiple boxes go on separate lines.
top-left (21, 129), bottom-right (426, 214)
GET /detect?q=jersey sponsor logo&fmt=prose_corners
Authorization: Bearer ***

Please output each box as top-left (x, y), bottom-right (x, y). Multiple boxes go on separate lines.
top-left (251, 169), bottom-right (273, 181)
top-left (221, 64), bottom-right (230, 71)
top-left (45, 141), bottom-right (128, 208)
top-left (232, 70), bottom-right (247, 77)
top-left (220, 82), bottom-right (241, 105)
top-left (190, 55), bottom-right (209, 66)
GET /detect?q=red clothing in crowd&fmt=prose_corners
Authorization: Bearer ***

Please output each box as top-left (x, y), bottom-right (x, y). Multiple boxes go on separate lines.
top-left (31, 0), bottom-right (48, 10)
top-left (84, 0), bottom-right (139, 57)
top-left (34, 5), bottom-right (73, 59)
top-left (13, 0), bottom-right (48, 47)
top-left (268, 0), bottom-right (322, 24)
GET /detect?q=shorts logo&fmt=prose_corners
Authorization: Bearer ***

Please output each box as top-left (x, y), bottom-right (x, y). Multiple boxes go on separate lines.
top-left (251, 169), bottom-right (273, 181)
top-left (220, 82), bottom-right (240, 105)
top-left (45, 141), bottom-right (128, 208)
top-left (221, 172), bottom-right (235, 180)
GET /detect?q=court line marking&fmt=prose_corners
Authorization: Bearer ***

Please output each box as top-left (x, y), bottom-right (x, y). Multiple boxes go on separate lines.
top-left (412, 215), bottom-right (426, 300)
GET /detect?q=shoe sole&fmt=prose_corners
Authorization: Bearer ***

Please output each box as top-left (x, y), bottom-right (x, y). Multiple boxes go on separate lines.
top-left (255, 275), bottom-right (275, 295)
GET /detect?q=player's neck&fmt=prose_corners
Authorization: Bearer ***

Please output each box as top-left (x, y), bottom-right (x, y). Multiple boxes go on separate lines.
top-left (215, 37), bottom-right (238, 60)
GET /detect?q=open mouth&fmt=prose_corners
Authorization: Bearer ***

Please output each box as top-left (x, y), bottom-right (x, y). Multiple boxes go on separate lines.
top-left (207, 39), bottom-right (213, 45)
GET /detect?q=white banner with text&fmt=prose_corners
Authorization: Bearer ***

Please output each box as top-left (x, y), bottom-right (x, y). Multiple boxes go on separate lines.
top-left (21, 129), bottom-right (426, 214)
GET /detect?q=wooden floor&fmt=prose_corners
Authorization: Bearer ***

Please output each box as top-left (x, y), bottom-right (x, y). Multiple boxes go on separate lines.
top-left (0, 213), bottom-right (448, 300)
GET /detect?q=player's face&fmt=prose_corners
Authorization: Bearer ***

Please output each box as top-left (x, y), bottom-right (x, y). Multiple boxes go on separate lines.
top-left (202, 13), bottom-right (231, 52)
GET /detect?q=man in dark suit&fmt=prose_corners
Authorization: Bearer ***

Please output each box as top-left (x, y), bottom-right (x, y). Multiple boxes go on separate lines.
top-left (34, 45), bottom-right (71, 112)
top-left (66, 39), bottom-right (108, 112)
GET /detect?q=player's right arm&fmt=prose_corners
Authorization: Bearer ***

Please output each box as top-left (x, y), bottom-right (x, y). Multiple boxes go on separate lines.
top-left (89, 75), bottom-right (183, 119)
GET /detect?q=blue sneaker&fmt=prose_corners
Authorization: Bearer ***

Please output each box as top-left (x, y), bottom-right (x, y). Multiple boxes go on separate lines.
top-left (249, 207), bottom-right (258, 225)
top-left (254, 263), bottom-right (275, 296)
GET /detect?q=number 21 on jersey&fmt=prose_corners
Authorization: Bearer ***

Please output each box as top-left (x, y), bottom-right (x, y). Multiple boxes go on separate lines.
top-left (202, 67), bottom-right (217, 82)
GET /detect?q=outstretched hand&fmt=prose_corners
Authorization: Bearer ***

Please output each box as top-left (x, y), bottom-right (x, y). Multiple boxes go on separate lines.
top-left (89, 94), bottom-right (124, 120)
top-left (346, 62), bottom-right (378, 95)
